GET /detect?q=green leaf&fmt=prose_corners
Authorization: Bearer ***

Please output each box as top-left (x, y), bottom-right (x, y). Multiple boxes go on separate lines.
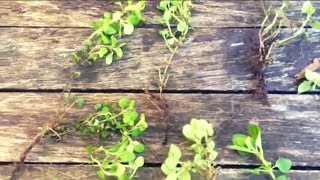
top-left (248, 123), bottom-right (262, 149)
top-left (134, 156), bottom-right (144, 167)
top-left (123, 23), bottom-right (134, 35)
top-left (228, 145), bottom-right (254, 154)
top-left (99, 47), bottom-right (108, 58)
top-left (158, 1), bottom-right (170, 10)
top-left (120, 151), bottom-right (136, 162)
top-left (311, 21), bottom-right (320, 30)
top-left (86, 144), bottom-right (94, 154)
top-left (301, 1), bottom-right (316, 17)
top-left (276, 175), bottom-right (287, 180)
top-left (95, 103), bottom-right (102, 111)
top-left (163, 157), bottom-right (179, 169)
top-left (305, 69), bottom-right (320, 81)
top-left (248, 124), bottom-right (260, 141)
top-left (127, 14), bottom-right (140, 26)
top-left (163, 11), bottom-right (172, 22)
top-left (161, 163), bottom-right (171, 175)
top-left (119, 97), bottom-right (130, 109)
top-left (105, 52), bottom-right (114, 65)
top-left (97, 170), bottom-right (105, 180)
top-left (133, 141), bottom-right (145, 153)
top-left (75, 97), bottom-right (85, 107)
top-left (114, 47), bottom-right (123, 58)
top-left (103, 12), bottom-right (112, 19)
top-left (182, 124), bottom-right (194, 140)
top-left (232, 134), bottom-right (247, 147)
top-left (168, 144), bottom-right (181, 159)
top-left (113, 11), bottom-right (122, 21)
top-left (84, 39), bottom-right (92, 46)
top-left (245, 137), bottom-right (255, 151)
top-left (167, 38), bottom-right (175, 46)
top-left (71, 53), bottom-right (80, 63)
top-left (298, 81), bottom-right (312, 93)
top-left (276, 158), bottom-right (292, 173)
top-left (103, 25), bottom-right (117, 35)
top-left (101, 34), bottom-right (110, 44)
top-left (177, 22), bottom-right (188, 32)
top-left (179, 169), bottom-right (191, 180)
top-left (111, 35), bottom-right (117, 47)
top-left (116, 163), bottom-right (126, 177)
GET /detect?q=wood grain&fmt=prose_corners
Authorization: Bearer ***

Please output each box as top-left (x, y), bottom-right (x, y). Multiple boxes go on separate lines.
top-left (1, 27), bottom-right (320, 91)
top-left (0, 27), bottom-right (253, 91)
top-left (1, 165), bottom-right (319, 180)
top-left (1, 93), bottom-right (319, 166)
top-left (0, 0), bottom-right (262, 28)
top-left (1, 1), bottom-right (319, 28)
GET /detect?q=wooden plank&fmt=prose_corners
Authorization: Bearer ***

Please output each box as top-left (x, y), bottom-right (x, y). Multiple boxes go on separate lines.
top-left (0, 165), bottom-right (319, 180)
top-left (1, 27), bottom-right (320, 91)
top-left (0, 27), bottom-right (253, 91)
top-left (1, 1), bottom-right (319, 28)
top-left (0, 0), bottom-right (262, 28)
top-left (1, 93), bottom-right (320, 166)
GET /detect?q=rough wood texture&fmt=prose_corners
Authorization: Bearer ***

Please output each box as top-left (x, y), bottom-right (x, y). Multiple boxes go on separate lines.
top-left (1, 27), bottom-right (320, 91)
top-left (1, 1), bottom-right (319, 28)
top-left (1, 93), bottom-right (319, 166)
top-left (0, 0), bottom-right (262, 28)
top-left (0, 165), bottom-right (319, 180)
top-left (0, 27), bottom-right (253, 90)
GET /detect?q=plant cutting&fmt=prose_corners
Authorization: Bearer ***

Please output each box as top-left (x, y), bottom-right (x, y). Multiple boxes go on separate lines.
top-left (76, 97), bottom-right (148, 180)
top-left (254, 0), bottom-right (320, 97)
top-left (71, 0), bottom-right (146, 77)
top-left (161, 118), bottom-right (218, 180)
top-left (228, 123), bottom-right (292, 180)
top-left (10, 92), bottom-right (84, 180)
top-left (157, 0), bottom-right (193, 95)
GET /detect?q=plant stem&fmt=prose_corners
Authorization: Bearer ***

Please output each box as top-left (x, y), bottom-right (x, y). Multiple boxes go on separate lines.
top-left (159, 39), bottom-right (182, 97)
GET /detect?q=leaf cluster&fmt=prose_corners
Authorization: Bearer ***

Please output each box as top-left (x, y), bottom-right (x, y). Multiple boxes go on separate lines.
top-left (298, 69), bottom-right (320, 93)
top-left (161, 119), bottom-right (218, 180)
top-left (259, 1), bottom-right (319, 60)
top-left (71, 1), bottom-right (145, 66)
top-left (228, 123), bottom-right (292, 180)
top-left (76, 97), bottom-right (148, 180)
top-left (301, 1), bottom-right (320, 30)
top-left (158, 0), bottom-right (193, 51)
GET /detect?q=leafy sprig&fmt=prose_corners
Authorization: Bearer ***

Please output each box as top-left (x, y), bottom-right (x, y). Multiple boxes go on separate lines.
top-left (76, 97), bottom-right (148, 180)
top-left (260, 1), bottom-right (319, 60)
top-left (157, 0), bottom-right (193, 95)
top-left (161, 119), bottom-right (218, 180)
top-left (71, 1), bottom-right (145, 67)
top-left (228, 123), bottom-right (292, 180)
top-left (298, 69), bottom-right (320, 93)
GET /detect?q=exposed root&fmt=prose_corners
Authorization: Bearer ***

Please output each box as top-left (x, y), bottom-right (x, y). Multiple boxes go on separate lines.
top-left (144, 89), bottom-right (170, 145)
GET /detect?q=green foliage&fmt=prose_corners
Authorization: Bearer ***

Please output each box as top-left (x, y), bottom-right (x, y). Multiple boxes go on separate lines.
top-left (228, 123), bottom-right (292, 180)
top-left (71, 1), bottom-right (145, 66)
top-left (76, 97), bottom-right (148, 180)
top-left (259, 1), bottom-right (320, 61)
top-left (301, 1), bottom-right (320, 31)
top-left (157, 0), bottom-right (193, 95)
top-left (298, 69), bottom-right (320, 93)
top-left (158, 0), bottom-right (193, 51)
top-left (161, 119), bottom-right (217, 180)
top-left (63, 92), bottom-right (85, 108)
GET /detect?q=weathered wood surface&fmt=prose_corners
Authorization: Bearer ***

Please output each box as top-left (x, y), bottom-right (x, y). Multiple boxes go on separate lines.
top-left (1, 1), bottom-right (320, 28)
top-left (1, 93), bottom-right (320, 166)
top-left (1, 27), bottom-right (320, 91)
top-left (1, 165), bottom-right (319, 180)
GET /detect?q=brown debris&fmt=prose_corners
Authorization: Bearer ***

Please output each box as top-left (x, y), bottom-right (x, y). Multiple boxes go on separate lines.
top-left (295, 58), bottom-right (320, 80)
